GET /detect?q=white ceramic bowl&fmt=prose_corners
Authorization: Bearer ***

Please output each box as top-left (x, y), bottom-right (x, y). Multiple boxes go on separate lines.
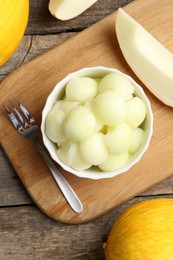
top-left (41, 66), bottom-right (153, 179)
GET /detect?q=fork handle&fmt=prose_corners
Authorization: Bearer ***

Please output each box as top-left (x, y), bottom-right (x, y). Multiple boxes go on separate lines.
top-left (32, 138), bottom-right (83, 213)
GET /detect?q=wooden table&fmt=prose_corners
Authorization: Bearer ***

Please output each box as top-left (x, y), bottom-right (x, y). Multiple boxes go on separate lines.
top-left (0, 1), bottom-right (173, 259)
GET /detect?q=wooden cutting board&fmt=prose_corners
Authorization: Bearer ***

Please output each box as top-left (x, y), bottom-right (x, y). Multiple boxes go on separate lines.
top-left (0, 0), bottom-right (173, 224)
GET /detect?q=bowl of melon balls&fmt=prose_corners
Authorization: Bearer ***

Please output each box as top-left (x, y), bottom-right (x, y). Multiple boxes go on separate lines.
top-left (41, 66), bottom-right (153, 179)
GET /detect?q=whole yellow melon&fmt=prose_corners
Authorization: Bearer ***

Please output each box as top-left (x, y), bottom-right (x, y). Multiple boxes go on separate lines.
top-left (105, 199), bottom-right (173, 259)
top-left (0, 0), bottom-right (29, 66)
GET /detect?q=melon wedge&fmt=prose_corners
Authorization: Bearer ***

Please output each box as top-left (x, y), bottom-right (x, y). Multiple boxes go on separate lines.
top-left (116, 8), bottom-right (173, 107)
top-left (49, 0), bottom-right (98, 20)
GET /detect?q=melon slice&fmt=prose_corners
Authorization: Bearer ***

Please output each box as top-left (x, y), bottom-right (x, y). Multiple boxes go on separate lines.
top-left (49, 0), bottom-right (98, 20)
top-left (116, 8), bottom-right (173, 107)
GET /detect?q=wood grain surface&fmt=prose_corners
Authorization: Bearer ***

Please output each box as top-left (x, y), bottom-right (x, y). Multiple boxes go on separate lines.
top-left (1, 0), bottom-right (173, 259)
top-left (1, 0), bottom-right (173, 224)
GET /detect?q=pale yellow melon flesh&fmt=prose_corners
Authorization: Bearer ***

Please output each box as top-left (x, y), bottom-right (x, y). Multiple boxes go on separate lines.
top-left (49, 0), bottom-right (98, 20)
top-left (116, 8), bottom-right (173, 107)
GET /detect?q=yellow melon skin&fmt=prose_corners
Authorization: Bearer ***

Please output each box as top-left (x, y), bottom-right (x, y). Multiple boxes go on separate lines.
top-left (105, 199), bottom-right (173, 260)
top-left (0, 0), bottom-right (29, 66)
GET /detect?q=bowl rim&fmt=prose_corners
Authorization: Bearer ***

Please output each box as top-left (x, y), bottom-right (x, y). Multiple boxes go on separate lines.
top-left (41, 66), bottom-right (153, 179)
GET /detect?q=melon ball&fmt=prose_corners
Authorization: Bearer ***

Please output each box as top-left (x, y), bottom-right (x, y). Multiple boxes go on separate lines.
top-left (57, 141), bottom-right (91, 171)
top-left (105, 123), bottom-right (132, 154)
top-left (126, 97), bottom-right (146, 128)
top-left (98, 152), bottom-right (129, 172)
top-left (84, 99), bottom-right (104, 131)
top-left (65, 77), bottom-right (97, 103)
top-left (61, 100), bottom-right (80, 113)
top-left (98, 72), bottom-right (134, 100)
top-left (92, 91), bottom-right (127, 126)
top-left (129, 127), bottom-right (145, 154)
top-left (79, 132), bottom-right (109, 165)
top-left (45, 106), bottom-right (67, 143)
top-left (63, 106), bottom-right (96, 142)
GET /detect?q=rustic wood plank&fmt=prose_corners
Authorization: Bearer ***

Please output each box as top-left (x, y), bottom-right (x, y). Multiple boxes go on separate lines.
top-left (0, 146), bottom-right (32, 206)
top-left (27, 0), bottom-right (133, 34)
top-left (141, 175), bottom-right (173, 196)
top-left (0, 206), bottom-right (105, 260)
top-left (1, 195), bottom-right (172, 260)
top-left (0, 33), bottom-right (76, 81)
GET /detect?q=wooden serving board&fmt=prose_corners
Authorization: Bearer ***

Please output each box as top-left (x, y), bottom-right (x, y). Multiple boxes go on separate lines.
top-left (0, 0), bottom-right (173, 224)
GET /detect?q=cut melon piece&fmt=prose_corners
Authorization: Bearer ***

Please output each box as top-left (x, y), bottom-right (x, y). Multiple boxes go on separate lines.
top-left (105, 123), bottom-right (132, 154)
top-left (49, 0), bottom-right (98, 20)
top-left (63, 106), bottom-right (96, 142)
top-left (79, 132), bottom-right (109, 165)
top-left (98, 152), bottom-right (129, 172)
top-left (45, 105), bottom-right (67, 143)
top-left (92, 91), bottom-right (127, 126)
top-left (98, 72), bottom-right (134, 100)
top-left (116, 8), bottom-right (173, 107)
top-left (129, 127), bottom-right (145, 154)
top-left (57, 141), bottom-right (91, 170)
top-left (65, 77), bottom-right (97, 103)
top-left (125, 97), bottom-right (146, 128)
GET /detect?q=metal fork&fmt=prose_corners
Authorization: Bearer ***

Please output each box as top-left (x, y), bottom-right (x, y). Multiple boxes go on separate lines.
top-left (3, 98), bottom-right (83, 213)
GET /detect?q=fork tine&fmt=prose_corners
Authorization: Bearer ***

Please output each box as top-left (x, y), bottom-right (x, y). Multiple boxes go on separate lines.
top-left (3, 104), bottom-right (24, 130)
top-left (9, 101), bottom-right (25, 124)
top-left (14, 97), bottom-right (31, 120)
top-left (14, 97), bottom-right (35, 124)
